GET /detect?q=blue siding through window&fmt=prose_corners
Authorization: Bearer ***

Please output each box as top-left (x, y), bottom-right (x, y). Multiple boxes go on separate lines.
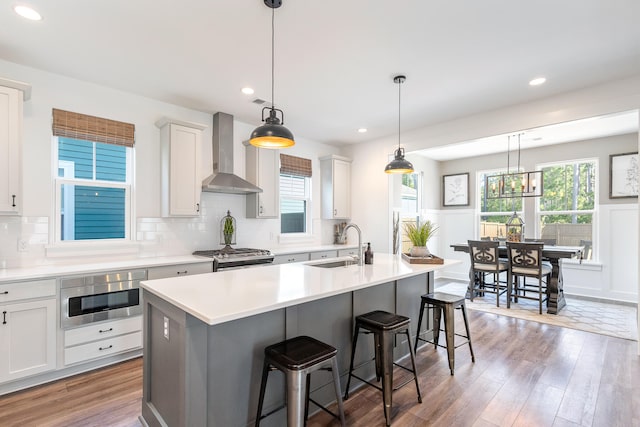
top-left (58, 137), bottom-right (128, 240)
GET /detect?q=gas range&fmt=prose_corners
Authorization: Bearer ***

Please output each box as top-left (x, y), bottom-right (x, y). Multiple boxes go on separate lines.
top-left (193, 246), bottom-right (274, 271)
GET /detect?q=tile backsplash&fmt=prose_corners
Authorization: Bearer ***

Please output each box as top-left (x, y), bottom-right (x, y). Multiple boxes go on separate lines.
top-left (0, 194), bottom-right (333, 269)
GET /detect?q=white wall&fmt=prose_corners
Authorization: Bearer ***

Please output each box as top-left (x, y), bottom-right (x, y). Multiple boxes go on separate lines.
top-left (0, 59), bottom-right (344, 268)
top-left (344, 74), bottom-right (640, 302)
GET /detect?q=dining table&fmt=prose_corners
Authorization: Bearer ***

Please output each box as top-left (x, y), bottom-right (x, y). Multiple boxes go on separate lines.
top-left (450, 243), bottom-right (583, 314)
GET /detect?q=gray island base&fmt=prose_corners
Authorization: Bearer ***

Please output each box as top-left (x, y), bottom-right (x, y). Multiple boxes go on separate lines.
top-left (140, 255), bottom-right (456, 426)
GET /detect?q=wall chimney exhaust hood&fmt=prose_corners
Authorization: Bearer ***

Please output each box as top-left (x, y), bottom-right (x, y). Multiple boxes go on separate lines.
top-left (202, 112), bottom-right (263, 194)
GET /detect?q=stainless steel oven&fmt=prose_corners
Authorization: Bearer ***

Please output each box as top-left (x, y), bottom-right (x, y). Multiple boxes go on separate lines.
top-left (60, 269), bottom-right (146, 329)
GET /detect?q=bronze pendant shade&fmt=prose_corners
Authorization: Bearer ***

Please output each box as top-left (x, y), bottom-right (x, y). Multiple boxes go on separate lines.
top-left (249, 0), bottom-right (295, 149)
top-left (384, 75), bottom-right (414, 174)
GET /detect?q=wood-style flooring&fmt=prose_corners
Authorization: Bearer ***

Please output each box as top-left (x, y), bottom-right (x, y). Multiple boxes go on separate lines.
top-left (0, 310), bottom-right (638, 427)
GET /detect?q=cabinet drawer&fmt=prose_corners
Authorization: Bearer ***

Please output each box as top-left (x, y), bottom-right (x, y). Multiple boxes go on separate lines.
top-left (64, 331), bottom-right (142, 365)
top-left (64, 316), bottom-right (142, 347)
top-left (338, 248), bottom-right (358, 257)
top-left (0, 279), bottom-right (56, 303)
top-left (273, 253), bottom-right (310, 264)
top-left (309, 250), bottom-right (337, 260)
top-left (147, 262), bottom-right (212, 280)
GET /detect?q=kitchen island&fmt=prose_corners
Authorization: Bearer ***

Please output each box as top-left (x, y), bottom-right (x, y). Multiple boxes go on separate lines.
top-left (140, 253), bottom-right (457, 427)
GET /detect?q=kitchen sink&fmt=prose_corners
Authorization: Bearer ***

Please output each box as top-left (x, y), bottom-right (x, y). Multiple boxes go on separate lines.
top-left (309, 259), bottom-right (357, 268)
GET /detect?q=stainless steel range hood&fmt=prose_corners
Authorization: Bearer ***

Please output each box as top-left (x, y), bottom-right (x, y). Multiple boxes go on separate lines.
top-left (202, 112), bottom-right (263, 194)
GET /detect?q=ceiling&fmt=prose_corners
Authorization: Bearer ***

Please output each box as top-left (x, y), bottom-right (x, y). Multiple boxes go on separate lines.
top-left (2, 0), bottom-right (640, 148)
top-left (415, 110), bottom-right (639, 161)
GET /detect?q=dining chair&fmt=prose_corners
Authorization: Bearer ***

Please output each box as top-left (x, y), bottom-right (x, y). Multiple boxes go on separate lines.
top-left (467, 240), bottom-right (509, 307)
top-left (506, 242), bottom-right (552, 314)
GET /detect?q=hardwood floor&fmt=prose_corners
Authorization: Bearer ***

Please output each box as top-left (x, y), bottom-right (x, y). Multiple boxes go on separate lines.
top-left (0, 310), bottom-right (638, 426)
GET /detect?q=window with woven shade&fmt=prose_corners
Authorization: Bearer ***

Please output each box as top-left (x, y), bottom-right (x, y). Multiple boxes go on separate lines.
top-left (52, 109), bottom-right (134, 242)
top-left (280, 154), bottom-right (312, 234)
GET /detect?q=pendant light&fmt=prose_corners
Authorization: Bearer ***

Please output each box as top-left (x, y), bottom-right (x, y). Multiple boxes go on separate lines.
top-left (485, 133), bottom-right (544, 199)
top-left (249, 0), bottom-right (295, 149)
top-left (384, 75), bottom-right (414, 174)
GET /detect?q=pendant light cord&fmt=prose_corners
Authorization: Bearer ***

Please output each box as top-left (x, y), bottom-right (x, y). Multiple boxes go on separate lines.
top-left (271, 6), bottom-right (275, 110)
top-left (397, 78), bottom-right (402, 150)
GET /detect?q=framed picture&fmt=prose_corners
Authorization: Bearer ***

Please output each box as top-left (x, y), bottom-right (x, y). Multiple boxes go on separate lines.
top-left (443, 172), bottom-right (469, 206)
top-left (609, 152), bottom-right (638, 198)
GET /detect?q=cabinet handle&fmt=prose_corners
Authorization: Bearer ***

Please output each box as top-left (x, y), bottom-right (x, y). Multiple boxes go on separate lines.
top-left (99, 327), bottom-right (113, 333)
top-left (196, 203), bottom-right (200, 213)
top-left (2, 311), bottom-right (6, 325)
top-left (12, 195), bottom-right (16, 208)
top-left (176, 270), bottom-right (188, 275)
top-left (334, 209), bottom-right (337, 216)
top-left (99, 345), bottom-right (113, 351)
top-left (1, 291), bottom-right (8, 295)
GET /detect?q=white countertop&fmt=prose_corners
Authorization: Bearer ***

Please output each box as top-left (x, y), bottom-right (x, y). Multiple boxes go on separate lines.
top-left (268, 243), bottom-right (357, 255)
top-left (0, 245), bottom-right (358, 283)
top-left (0, 255), bottom-right (211, 283)
top-left (141, 253), bottom-right (459, 326)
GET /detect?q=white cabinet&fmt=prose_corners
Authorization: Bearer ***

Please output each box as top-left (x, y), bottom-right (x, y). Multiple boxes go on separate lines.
top-left (156, 118), bottom-right (206, 217)
top-left (147, 261), bottom-right (213, 280)
top-left (320, 155), bottom-right (351, 219)
top-left (0, 279), bottom-right (56, 383)
top-left (64, 316), bottom-right (142, 365)
top-left (272, 253), bottom-right (310, 264)
top-left (309, 250), bottom-right (337, 260)
top-left (338, 248), bottom-right (359, 257)
top-left (0, 83), bottom-right (29, 215)
top-left (244, 143), bottom-right (279, 218)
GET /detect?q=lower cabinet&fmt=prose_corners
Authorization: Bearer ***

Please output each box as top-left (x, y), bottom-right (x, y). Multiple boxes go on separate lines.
top-left (309, 250), bottom-right (338, 260)
top-left (272, 253), bottom-right (310, 264)
top-left (64, 316), bottom-right (143, 365)
top-left (147, 261), bottom-right (213, 280)
top-left (0, 298), bottom-right (56, 383)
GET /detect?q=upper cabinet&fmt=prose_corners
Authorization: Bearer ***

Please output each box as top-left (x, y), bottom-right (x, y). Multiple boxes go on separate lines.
top-left (320, 155), bottom-right (351, 219)
top-left (0, 80), bottom-right (30, 215)
top-left (244, 143), bottom-right (279, 218)
top-left (156, 118), bottom-right (206, 217)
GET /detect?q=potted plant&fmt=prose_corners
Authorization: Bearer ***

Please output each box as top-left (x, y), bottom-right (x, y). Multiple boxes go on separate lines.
top-left (404, 220), bottom-right (438, 257)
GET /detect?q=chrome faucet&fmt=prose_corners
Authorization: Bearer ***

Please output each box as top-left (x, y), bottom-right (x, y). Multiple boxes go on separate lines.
top-left (341, 223), bottom-right (363, 266)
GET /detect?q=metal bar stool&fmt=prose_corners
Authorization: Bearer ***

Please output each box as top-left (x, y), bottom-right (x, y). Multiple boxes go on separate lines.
top-left (255, 335), bottom-right (346, 427)
top-left (415, 292), bottom-right (475, 375)
top-left (344, 310), bottom-right (421, 427)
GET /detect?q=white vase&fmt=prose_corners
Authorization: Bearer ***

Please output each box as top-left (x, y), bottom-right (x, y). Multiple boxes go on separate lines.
top-left (409, 245), bottom-right (430, 257)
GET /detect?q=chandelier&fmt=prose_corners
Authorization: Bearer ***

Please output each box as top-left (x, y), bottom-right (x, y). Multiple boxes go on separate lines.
top-left (485, 133), bottom-right (543, 199)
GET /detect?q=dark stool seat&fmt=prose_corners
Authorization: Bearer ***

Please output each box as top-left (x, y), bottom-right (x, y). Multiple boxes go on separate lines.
top-left (415, 292), bottom-right (475, 375)
top-left (256, 335), bottom-right (346, 427)
top-left (344, 310), bottom-right (421, 426)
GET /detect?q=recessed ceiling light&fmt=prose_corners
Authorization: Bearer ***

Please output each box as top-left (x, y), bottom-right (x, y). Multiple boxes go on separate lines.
top-left (529, 77), bottom-right (546, 86)
top-left (14, 5), bottom-right (42, 21)
top-left (357, 128), bottom-right (367, 133)
top-left (241, 87), bottom-right (254, 95)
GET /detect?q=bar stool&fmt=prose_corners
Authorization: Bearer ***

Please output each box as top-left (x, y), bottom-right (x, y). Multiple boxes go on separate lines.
top-left (415, 292), bottom-right (475, 375)
top-left (344, 310), bottom-right (421, 427)
top-left (255, 335), bottom-right (346, 427)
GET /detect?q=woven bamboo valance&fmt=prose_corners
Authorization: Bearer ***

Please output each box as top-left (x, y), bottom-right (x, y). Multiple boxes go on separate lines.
top-left (52, 108), bottom-right (135, 147)
top-left (280, 154), bottom-right (312, 177)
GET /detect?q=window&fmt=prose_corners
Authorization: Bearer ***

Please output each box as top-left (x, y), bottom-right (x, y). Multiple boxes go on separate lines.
top-left (399, 172), bottom-right (423, 253)
top-left (53, 109), bottom-right (134, 242)
top-left (279, 154), bottom-right (312, 234)
top-left (537, 159), bottom-right (597, 259)
top-left (478, 169), bottom-right (523, 239)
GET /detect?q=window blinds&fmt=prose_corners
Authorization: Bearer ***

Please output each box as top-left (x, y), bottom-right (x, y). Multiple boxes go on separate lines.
top-left (52, 109), bottom-right (135, 147)
top-left (280, 154), bottom-right (312, 177)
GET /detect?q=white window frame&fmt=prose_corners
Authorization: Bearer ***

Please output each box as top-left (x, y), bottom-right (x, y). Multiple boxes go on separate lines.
top-left (279, 173), bottom-right (312, 238)
top-left (535, 157), bottom-right (598, 261)
top-left (52, 136), bottom-right (134, 245)
top-left (476, 169), bottom-right (524, 239)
